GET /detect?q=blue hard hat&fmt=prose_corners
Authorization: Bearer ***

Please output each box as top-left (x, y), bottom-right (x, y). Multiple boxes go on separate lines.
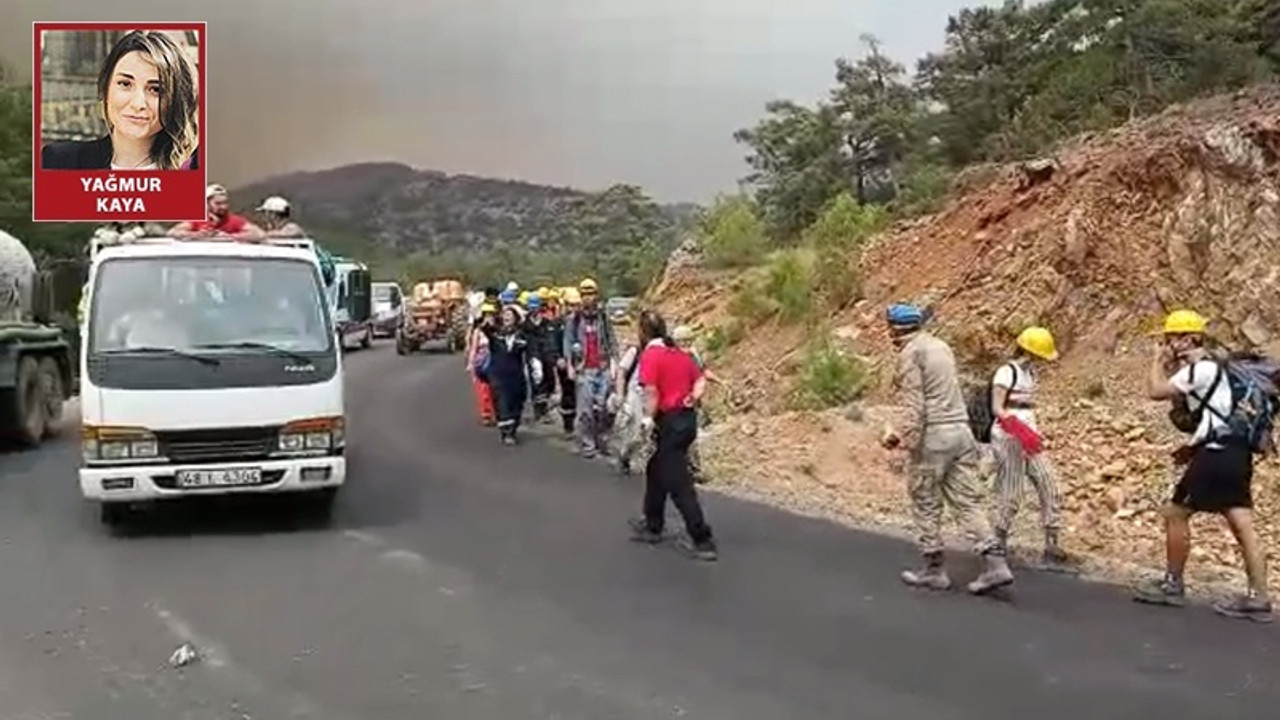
top-left (885, 303), bottom-right (924, 327)
top-left (499, 289), bottom-right (517, 304)
top-left (526, 295), bottom-right (542, 310)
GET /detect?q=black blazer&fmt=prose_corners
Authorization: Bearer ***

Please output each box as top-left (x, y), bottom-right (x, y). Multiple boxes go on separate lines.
top-left (40, 136), bottom-right (199, 170)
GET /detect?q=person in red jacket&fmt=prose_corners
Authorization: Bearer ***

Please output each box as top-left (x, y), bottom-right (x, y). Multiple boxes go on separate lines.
top-left (628, 310), bottom-right (717, 561)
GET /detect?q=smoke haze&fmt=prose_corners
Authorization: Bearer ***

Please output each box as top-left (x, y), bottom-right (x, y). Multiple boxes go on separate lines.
top-left (1, 0), bottom-right (995, 201)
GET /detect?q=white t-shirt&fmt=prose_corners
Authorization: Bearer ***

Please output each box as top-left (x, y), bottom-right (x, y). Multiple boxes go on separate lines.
top-left (1169, 359), bottom-right (1233, 448)
top-left (992, 360), bottom-right (1037, 433)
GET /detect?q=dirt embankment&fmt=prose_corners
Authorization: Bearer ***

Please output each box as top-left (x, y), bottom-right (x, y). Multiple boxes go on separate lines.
top-left (652, 85), bottom-right (1280, 593)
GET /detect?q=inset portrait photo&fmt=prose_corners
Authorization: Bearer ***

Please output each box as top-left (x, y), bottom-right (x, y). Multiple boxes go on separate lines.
top-left (33, 22), bottom-right (207, 223)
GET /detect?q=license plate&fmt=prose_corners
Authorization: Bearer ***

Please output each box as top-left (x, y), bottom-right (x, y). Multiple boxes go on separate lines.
top-left (175, 467), bottom-right (263, 488)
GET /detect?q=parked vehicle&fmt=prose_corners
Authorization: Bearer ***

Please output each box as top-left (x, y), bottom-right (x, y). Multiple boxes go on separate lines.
top-left (396, 279), bottom-right (467, 354)
top-left (0, 230), bottom-right (74, 449)
top-left (78, 236), bottom-right (346, 528)
top-left (371, 282), bottom-right (403, 338)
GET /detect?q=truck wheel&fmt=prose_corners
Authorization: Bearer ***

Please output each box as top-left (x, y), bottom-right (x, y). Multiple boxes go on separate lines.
top-left (100, 503), bottom-right (130, 530)
top-left (38, 357), bottom-right (65, 438)
top-left (361, 328), bottom-right (372, 349)
top-left (1, 357), bottom-right (46, 447)
top-left (395, 332), bottom-right (407, 355)
top-left (303, 488), bottom-right (337, 525)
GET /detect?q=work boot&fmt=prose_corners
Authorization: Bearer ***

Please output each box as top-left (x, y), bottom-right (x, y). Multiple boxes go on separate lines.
top-left (901, 552), bottom-right (952, 590)
top-left (994, 527), bottom-right (1010, 554)
top-left (967, 552), bottom-right (1015, 595)
top-left (676, 535), bottom-right (718, 562)
top-left (1041, 528), bottom-right (1077, 572)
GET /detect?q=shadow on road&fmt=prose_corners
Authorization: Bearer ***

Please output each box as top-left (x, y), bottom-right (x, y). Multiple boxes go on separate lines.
top-left (103, 494), bottom-right (338, 539)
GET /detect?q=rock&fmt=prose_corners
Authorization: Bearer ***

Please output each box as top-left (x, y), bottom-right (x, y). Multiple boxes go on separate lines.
top-left (843, 402), bottom-right (865, 423)
top-left (1241, 313), bottom-right (1271, 347)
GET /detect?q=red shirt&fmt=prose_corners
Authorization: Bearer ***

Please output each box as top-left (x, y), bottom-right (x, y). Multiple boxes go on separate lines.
top-left (582, 321), bottom-right (603, 369)
top-left (638, 344), bottom-right (702, 412)
top-left (190, 213), bottom-right (249, 234)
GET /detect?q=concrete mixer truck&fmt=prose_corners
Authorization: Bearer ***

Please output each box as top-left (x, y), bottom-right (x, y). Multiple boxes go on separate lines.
top-left (0, 230), bottom-right (74, 448)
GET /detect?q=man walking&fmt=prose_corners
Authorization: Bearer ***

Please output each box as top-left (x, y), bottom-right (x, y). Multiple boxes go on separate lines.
top-left (562, 278), bottom-right (617, 458)
top-left (880, 303), bottom-right (1014, 595)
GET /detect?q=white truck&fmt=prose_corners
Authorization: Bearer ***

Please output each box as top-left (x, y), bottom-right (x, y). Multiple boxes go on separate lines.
top-left (78, 237), bottom-right (346, 529)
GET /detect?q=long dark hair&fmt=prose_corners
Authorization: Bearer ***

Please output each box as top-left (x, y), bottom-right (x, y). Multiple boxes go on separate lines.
top-left (638, 309), bottom-right (675, 347)
top-left (98, 30), bottom-right (199, 170)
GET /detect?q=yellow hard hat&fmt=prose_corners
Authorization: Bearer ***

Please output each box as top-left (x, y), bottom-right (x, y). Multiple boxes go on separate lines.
top-left (518, 290), bottom-right (530, 306)
top-left (1016, 326), bottom-right (1059, 361)
top-left (480, 303), bottom-right (496, 314)
top-left (579, 278), bottom-right (598, 292)
top-left (537, 286), bottom-right (550, 297)
top-left (546, 287), bottom-right (561, 300)
top-left (563, 287), bottom-right (582, 305)
top-left (1162, 309), bottom-right (1207, 335)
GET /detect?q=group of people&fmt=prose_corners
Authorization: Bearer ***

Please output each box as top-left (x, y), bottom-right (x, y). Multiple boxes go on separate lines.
top-left (881, 303), bottom-right (1274, 621)
top-left (464, 279), bottom-right (720, 560)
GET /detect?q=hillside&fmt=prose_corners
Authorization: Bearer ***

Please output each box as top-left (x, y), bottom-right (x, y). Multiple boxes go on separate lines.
top-left (231, 163), bottom-right (698, 255)
top-left (653, 85), bottom-right (1280, 594)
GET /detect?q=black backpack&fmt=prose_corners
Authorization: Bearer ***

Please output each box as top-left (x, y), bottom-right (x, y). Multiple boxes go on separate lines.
top-left (965, 363), bottom-right (1018, 443)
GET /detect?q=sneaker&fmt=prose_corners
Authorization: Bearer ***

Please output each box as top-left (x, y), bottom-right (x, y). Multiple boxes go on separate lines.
top-left (501, 435), bottom-right (516, 446)
top-left (1213, 593), bottom-right (1274, 623)
top-left (628, 517), bottom-right (663, 544)
top-left (676, 536), bottom-right (718, 561)
top-left (1133, 576), bottom-right (1186, 607)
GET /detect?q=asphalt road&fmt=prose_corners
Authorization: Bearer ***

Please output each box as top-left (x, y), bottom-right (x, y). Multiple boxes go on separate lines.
top-left (2, 342), bottom-right (1279, 719)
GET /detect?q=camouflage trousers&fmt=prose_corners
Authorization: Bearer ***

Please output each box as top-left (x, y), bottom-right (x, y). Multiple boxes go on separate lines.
top-left (908, 423), bottom-right (1000, 556)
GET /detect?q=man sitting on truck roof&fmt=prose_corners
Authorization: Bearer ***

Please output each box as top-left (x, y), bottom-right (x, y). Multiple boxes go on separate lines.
top-left (169, 184), bottom-right (265, 241)
top-left (257, 196), bottom-right (308, 238)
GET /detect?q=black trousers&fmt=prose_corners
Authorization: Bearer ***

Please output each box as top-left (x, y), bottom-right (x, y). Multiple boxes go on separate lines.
top-left (555, 366), bottom-right (576, 432)
top-left (643, 408), bottom-right (713, 544)
top-left (494, 379), bottom-right (527, 437)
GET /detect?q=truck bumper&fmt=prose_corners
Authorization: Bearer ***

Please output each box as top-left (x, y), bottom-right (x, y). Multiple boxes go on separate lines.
top-left (79, 456), bottom-right (345, 503)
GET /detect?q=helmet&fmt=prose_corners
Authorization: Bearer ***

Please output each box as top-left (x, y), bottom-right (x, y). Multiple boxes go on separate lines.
top-left (1162, 309), bottom-right (1207, 335)
top-left (537, 285), bottom-right (550, 297)
top-left (499, 289), bottom-right (517, 305)
top-left (526, 295), bottom-right (542, 311)
top-left (546, 287), bottom-right (561, 301)
top-left (205, 183), bottom-right (227, 199)
top-left (563, 287), bottom-right (582, 305)
top-left (479, 303), bottom-right (496, 314)
top-left (518, 290), bottom-right (530, 306)
top-left (885, 303), bottom-right (924, 328)
top-left (506, 281), bottom-right (519, 292)
top-left (257, 196), bottom-right (289, 213)
top-left (579, 278), bottom-right (598, 293)
top-left (1016, 326), bottom-right (1059, 361)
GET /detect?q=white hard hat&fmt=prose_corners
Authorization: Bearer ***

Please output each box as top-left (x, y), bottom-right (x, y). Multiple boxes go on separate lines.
top-left (257, 196), bottom-right (290, 213)
top-left (505, 281), bottom-right (519, 292)
top-left (205, 183), bottom-right (227, 199)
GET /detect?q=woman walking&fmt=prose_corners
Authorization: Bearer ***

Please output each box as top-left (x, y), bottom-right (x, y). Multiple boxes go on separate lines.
top-left (629, 311), bottom-right (717, 561)
top-left (485, 305), bottom-right (539, 445)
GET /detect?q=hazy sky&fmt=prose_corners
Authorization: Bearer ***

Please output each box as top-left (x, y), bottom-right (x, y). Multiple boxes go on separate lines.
top-left (2, 0), bottom-right (995, 201)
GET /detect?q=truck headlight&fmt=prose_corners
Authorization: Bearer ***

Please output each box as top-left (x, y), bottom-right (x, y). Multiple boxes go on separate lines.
top-left (82, 426), bottom-right (160, 464)
top-left (277, 416), bottom-right (344, 455)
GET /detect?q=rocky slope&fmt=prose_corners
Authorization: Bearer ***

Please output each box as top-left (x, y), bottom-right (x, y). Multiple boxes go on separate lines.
top-left (231, 163), bottom-right (697, 254)
top-left (654, 85), bottom-right (1280, 593)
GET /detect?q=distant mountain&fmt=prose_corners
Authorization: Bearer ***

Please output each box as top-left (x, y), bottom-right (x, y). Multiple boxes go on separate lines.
top-left (230, 162), bottom-right (699, 255)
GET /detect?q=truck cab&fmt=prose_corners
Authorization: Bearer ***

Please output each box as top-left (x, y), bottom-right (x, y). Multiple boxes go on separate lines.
top-left (78, 237), bottom-right (345, 528)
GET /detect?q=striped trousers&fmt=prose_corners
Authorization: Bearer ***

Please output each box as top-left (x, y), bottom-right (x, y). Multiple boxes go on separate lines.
top-left (992, 430), bottom-right (1061, 534)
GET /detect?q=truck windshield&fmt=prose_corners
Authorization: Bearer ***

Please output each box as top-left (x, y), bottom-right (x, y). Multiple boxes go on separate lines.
top-left (88, 256), bottom-right (333, 356)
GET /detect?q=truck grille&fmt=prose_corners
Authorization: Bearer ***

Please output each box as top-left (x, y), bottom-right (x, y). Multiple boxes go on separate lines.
top-left (155, 426), bottom-right (279, 464)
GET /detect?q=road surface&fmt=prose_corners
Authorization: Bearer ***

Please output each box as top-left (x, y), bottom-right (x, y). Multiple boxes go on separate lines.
top-left (1, 343), bottom-right (1277, 719)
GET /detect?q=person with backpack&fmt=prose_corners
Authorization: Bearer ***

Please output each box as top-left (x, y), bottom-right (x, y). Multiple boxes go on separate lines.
top-left (613, 316), bottom-right (661, 475)
top-left (878, 303), bottom-right (1014, 595)
top-left (1134, 309), bottom-right (1273, 620)
top-left (466, 303), bottom-right (498, 426)
top-left (562, 278), bottom-right (617, 458)
top-left (988, 326), bottom-right (1074, 570)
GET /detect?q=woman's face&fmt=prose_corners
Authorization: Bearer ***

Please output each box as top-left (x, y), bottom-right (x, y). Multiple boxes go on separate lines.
top-left (501, 309), bottom-right (516, 328)
top-left (106, 51), bottom-right (162, 142)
